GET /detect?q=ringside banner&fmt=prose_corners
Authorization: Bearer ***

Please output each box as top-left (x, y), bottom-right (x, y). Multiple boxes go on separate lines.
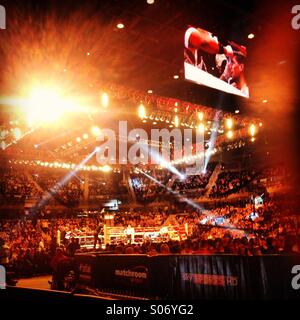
top-left (76, 254), bottom-right (300, 299)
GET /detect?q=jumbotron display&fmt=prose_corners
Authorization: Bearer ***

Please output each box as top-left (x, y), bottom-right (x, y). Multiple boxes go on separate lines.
top-left (184, 26), bottom-right (249, 98)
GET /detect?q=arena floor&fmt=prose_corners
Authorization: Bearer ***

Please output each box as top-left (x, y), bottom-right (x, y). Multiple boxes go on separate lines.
top-left (16, 275), bottom-right (52, 290)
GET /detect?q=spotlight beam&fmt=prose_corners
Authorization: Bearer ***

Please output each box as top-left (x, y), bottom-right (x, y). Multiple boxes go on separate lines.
top-left (138, 169), bottom-right (203, 212)
top-left (139, 169), bottom-right (245, 233)
top-left (35, 148), bottom-right (97, 208)
top-left (204, 111), bottom-right (220, 171)
top-left (34, 128), bottom-right (81, 148)
top-left (2, 127), bottom-right (35, 150)
top-left (137, 142), bottom-right (185, 180)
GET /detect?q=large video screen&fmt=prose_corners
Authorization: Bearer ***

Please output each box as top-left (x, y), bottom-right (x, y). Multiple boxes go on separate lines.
top-left (184, 26), bottom-right (249, 98)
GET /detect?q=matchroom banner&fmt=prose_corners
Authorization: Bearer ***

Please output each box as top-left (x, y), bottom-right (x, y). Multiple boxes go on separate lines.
top-left (94, 254), bottom-right (151, 295)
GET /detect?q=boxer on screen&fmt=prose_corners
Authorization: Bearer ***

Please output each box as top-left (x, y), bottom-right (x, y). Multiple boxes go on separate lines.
top-left (184, 26), bottom-right (249, 96)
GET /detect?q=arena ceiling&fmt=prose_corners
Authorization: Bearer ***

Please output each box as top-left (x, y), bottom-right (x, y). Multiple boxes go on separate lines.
top-left (1, 0), bottom-right (298, 108)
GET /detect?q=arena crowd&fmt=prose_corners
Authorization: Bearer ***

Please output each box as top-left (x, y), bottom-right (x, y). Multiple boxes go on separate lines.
top-left (0, 199), bottom-right (299, 280)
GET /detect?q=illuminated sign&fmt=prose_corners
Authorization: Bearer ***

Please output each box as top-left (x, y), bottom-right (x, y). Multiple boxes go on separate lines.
top-left (184, 26), bottom-right (249, 98)
top-left (0, 5), bottom-right (5, 30)
top-left (0, 265), bottom-right (5, 289)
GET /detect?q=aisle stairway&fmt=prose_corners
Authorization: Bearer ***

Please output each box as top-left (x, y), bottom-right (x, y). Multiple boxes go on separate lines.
top-left (204, 163), bottom-right (222, 196)
top-left (24, 171), bottom-right (64, 206)
top-left (166, 174), bottom-right (177, 189)
top-left (163, 214), bottom-right (178, 226)
top-left (126, 173), bottom-right (137, 204)
top-left (24, 172), bottom-right (44, 195)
